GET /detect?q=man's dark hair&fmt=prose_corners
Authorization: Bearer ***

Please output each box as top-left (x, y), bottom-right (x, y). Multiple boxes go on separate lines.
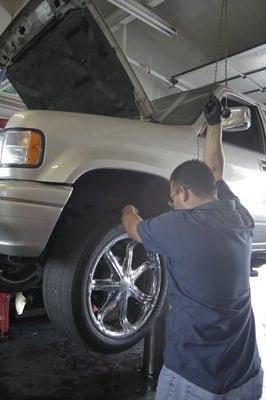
top-left (170, 159), bottom-right (217, 197)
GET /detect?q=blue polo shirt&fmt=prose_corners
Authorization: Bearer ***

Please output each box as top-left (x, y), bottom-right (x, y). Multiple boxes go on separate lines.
top-left (137, 180), bottom-right (261, 394)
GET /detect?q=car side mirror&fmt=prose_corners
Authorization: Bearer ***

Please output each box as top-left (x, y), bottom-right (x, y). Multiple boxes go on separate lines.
top-left (222, 107), bottom-right (251, 132)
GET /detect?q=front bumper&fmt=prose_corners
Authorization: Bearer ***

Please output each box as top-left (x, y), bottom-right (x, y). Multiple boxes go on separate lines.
top-left (0, 180), bottom-right (72, 257)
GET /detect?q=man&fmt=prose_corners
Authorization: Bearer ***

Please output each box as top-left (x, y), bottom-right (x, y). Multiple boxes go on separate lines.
top-left (122, 97), bottom-right (264, 399)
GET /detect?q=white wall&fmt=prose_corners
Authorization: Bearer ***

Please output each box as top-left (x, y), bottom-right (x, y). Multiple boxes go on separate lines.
top-left (0, 2), bottom-right (11, 35)
top-left (0, 0), bottom-right (28, 34)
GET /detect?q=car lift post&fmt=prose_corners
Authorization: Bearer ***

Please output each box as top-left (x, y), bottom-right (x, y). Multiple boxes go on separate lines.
top-left (142, 301), bottom-right (168, 380)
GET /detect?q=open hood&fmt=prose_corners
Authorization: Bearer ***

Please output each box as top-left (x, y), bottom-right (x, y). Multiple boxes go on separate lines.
top-left (0, 0), bottom-right (155, 120)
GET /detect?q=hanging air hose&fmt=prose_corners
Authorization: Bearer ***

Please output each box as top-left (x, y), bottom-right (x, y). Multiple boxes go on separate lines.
top-left (206, 0), bottom-right (231, 119)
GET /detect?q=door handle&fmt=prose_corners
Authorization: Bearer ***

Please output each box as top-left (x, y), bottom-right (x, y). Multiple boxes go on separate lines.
top-left (258, 159), bottom-right (266, 171)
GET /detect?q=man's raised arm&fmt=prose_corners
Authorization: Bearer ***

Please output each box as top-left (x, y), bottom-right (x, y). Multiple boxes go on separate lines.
top-left (203, 96), bottom-right (224, 182)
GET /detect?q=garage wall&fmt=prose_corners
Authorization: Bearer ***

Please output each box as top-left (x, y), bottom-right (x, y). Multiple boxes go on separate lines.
top-left (0, 0), bottom-right (28, 34)
top-left (0, 2), bottom-right (11, 35)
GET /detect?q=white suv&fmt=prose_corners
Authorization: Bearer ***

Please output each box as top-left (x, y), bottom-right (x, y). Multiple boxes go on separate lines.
top-left (0, 0), bottom-right (265, 353)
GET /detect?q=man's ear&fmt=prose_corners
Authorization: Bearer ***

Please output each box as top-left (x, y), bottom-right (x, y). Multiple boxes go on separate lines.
top-left (179, 186), bottom-right (190, 202)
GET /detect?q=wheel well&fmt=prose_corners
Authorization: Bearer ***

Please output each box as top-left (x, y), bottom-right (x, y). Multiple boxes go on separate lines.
top-left (43, 169), bottom-right (170, 259)
top-left (70, 169), bottom-right (170, 218)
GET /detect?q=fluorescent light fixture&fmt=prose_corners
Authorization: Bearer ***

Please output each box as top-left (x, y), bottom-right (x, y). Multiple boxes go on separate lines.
top-left (107, 0), bottom-right (177, 37)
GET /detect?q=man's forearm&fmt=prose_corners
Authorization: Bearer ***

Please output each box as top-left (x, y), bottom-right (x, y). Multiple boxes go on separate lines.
top-left (122, 205), bottom-right (142, 242)
top-left (203, 123), bottom-right (224, 181)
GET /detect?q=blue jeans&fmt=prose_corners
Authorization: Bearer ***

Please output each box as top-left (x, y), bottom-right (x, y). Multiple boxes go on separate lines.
top-left (155, 365), bottom-right (264, 400)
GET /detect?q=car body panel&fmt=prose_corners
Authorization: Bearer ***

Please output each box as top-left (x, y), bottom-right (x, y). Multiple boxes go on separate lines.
top-left (0, 93), bottom-right (265, 256)
top-left (3, 110), bottom-right (197, 183)
top-left (0, 180), bottom-right (72, 256)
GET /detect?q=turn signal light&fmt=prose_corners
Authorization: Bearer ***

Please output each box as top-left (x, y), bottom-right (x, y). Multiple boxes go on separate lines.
top-left (0, 129), bottom-right (44, 167)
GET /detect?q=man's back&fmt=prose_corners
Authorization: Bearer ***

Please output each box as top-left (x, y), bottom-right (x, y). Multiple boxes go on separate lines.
top-left (137, 180), bottom-right (261, 394)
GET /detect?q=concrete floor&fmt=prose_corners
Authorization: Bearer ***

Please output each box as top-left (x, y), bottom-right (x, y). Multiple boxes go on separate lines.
top-left (0, 315), bottom-right (156, 400)
top-left (0, 266), bottom-right (265, 400)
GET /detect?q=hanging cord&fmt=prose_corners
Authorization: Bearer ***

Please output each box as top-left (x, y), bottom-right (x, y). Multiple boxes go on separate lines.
top-left (205, 0), bottom-right (226, 115)
top-left (210, 0), bottom-right (231, 118)
top-left (222, 0), bottom-right (231, 118)
top-left (212, 0), bottom-right (225, 93)
top-left (224, 0), bottom-right (228, 108)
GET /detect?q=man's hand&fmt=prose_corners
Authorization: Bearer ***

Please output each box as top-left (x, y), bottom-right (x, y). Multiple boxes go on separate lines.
top-left (122, 205), bottom-right (142, 242)
top-left (204, 96), bottom-right (222, 125)
top-left (122, 205), bottom-right (140, 215)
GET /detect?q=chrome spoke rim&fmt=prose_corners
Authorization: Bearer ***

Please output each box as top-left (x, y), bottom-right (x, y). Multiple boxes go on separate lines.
top-left (130, 286), bottom-right (154, 308)
top-left (104, 250), bottom-right (124, 279)
top-left (123, 241), bottom-right (136, 274)
top-left (87, 233), bottom-right (162, 338)
top-left (90, 279), bottom-right (120, 292)
top-left (97, 291), bottom-right (120, 324)
top-left (131, 260), bottom-right (159, 282)
top-left (118, 292), bottom-right (132, 333)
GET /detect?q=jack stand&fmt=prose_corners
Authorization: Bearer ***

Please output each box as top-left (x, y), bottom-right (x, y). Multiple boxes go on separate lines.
top-left (0, 292), bottom-right (10, 338)
top-left (143, 301), bottom-right (168, 381)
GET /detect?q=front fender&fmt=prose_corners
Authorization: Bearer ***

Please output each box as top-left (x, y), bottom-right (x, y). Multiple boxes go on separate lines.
top-left (3, 110), bottom-right (197, 184)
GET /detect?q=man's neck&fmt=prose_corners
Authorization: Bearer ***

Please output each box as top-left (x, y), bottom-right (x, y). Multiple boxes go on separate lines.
top-left (189, 195), bottom-right (218, 209)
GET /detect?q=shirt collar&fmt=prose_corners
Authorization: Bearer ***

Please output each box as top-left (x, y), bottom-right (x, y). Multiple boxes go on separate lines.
top-left (194, 199), bottom-right (236, 211)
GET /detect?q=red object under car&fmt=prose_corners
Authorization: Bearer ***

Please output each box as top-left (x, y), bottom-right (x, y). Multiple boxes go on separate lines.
top-left (0, 118), bottom-right (7, 129)
top-left (0, 292), bottom-right (10, 336)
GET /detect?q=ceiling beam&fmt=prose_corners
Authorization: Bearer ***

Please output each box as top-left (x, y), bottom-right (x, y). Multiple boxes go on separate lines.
top-left (128, 56), bottom-right (195, 91)
top-left (106, 0), bottom-right (168, 32)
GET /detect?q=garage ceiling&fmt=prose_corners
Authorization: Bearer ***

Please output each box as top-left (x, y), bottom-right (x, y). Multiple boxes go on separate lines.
top-left (0, 0), bottom-right (265, 116)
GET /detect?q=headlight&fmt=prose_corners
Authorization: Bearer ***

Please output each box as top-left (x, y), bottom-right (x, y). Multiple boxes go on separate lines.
top-left (0, 129), bottom-right (44, 167)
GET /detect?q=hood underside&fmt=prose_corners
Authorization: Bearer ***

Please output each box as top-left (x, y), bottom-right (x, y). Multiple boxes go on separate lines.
top-left (0, 0), bottom-right (155, 120)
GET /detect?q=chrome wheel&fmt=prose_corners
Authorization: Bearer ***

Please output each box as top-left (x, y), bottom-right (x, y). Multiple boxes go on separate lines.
top-left (87, 233), bottom-right (162, 338)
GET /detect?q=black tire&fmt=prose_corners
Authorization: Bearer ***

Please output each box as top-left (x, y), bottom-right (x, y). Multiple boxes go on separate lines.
top-left (43, 217), bottom-right (167, 353)
top-left (0, 264), bottom-right (39, 294)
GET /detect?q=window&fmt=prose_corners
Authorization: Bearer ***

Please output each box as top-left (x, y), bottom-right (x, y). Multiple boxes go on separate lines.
top-left (221, 98), bottom-right (265, 154)
top-left (152, 86), bottom-right (212, 125)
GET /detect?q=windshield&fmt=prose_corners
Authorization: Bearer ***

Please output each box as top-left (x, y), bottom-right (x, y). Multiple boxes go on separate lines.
top-left (152, 85), bottom-right (213, 125)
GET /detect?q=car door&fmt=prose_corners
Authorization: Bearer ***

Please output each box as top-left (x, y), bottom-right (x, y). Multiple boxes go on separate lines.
top-left (199, 95), bottom-right (266, 251)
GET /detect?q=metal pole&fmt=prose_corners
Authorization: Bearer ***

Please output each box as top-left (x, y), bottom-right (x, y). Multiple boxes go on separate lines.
top-left (143, 300), bottom-right (168, 380)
